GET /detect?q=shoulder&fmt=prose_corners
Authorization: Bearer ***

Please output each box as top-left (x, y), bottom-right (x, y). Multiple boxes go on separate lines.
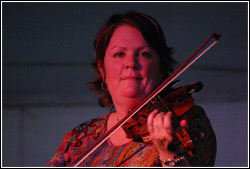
top-left (63, 114), bottom-right (108, 143)
top-left (46, 114), bottom-right (109, 166)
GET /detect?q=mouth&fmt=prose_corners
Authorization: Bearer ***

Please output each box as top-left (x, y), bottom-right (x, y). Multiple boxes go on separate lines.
top-left (122, 76), bottom-right (142, 81)
top-left (123, 77), bottom-right (140, 80)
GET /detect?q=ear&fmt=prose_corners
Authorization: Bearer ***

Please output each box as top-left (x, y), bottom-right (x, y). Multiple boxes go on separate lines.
top-left (97, 62), bottom-right (105, 82)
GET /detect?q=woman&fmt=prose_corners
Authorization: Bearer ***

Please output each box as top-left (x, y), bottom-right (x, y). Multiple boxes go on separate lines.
top-left (46, 11), bottom-right (216, 167)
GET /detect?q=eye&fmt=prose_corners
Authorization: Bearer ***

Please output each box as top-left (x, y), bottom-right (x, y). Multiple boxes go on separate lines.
top-left (139, 52), bottom-right (152, 59)
top-left (114, 52), bottom-right (124, 58)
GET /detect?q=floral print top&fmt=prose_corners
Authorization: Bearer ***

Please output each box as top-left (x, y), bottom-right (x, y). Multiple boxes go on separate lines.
top-left (46, 106), bottom-right (216, 167)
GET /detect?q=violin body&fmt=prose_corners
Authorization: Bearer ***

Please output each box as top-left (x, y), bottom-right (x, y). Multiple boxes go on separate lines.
top-left (121, 81), bottom-right (205, 156)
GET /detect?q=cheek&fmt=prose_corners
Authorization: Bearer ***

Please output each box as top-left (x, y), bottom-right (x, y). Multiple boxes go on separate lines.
top-left (104, 61), bottom-right (121, 83)
top-left (146, 62), bottom-right (162, 82)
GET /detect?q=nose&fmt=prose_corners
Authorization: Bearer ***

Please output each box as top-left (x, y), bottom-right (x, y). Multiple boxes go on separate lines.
top-left (125, 54), bottom-right (140, 70)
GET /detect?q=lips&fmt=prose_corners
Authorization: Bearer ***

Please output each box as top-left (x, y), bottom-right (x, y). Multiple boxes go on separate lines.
top-left (123, 76), bottom-right (140, 80)
top-left (121, 75), bottom-right (142, 81)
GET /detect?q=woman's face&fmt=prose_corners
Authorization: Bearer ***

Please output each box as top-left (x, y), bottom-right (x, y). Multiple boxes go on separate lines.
top-left (99, 25), bottom-right (162, 107)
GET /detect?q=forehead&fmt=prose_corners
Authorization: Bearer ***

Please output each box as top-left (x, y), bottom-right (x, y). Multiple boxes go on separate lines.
top-left (108, 25), bottom-right (149, 48)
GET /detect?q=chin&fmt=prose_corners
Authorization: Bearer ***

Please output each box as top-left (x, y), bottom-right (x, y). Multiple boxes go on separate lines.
top-left (121, 89), bottom-right (145, 99)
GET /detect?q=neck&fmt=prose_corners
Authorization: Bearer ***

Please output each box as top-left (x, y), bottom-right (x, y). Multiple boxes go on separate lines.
top-left (113, 97), bottom-right (142, 119)
top-left (107, 112), bottom-right (133, 146)
top-left (108, 97), bottom-right (145, 146)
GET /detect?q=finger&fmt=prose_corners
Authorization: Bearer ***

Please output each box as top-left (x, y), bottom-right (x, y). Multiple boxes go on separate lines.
top-left (147, 109), bottom-right (159, 133)
top-left (163, 111), bottom-right (174, 135)
top-left (163, 111), bottom-right (172, 128)
top-left (153, 112), bottom-right (166, 127)
top-left (180, 119), bottom-right (188, 129)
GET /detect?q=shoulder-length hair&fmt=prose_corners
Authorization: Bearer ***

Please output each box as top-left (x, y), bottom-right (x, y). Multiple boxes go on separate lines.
top-left (88, 11), bottom-right (176, 108)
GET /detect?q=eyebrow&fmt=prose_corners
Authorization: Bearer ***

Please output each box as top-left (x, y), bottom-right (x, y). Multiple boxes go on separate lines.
top-left (110, 45), bottom-right (152, 51)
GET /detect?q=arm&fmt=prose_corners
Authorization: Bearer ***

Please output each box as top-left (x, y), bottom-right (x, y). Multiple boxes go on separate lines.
top-left (147, 105), bottom-right (216, 167)
top-left (45, 132), bottom-right (73, 167)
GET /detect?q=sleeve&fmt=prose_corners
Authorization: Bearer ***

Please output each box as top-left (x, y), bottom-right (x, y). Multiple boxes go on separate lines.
top-left (45, 117), bottom-right (106, 167)
top-left (185, 105), bottom-right (217, 166)
top-left (45, 130), bottom-right (75, 167)
top-left (45, 120), bottom-right (92, 167)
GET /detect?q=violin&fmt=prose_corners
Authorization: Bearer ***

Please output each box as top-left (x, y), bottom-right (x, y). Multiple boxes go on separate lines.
top-left (66, 33), bottom-right (221, 167)
top-left (121, 80), bottom-right (204, 156)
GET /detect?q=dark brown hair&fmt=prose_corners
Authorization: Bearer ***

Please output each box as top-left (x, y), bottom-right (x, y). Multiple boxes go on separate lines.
top-left (88, 11), bottom-right (176, 108)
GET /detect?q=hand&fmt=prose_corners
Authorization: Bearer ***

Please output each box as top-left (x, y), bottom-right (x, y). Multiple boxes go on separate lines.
top-left (147, 109), bottom-right (187, 154)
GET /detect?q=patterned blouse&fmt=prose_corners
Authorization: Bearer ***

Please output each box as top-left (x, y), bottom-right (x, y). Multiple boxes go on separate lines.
top-left (46, 106), bottom-right (216, 167)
